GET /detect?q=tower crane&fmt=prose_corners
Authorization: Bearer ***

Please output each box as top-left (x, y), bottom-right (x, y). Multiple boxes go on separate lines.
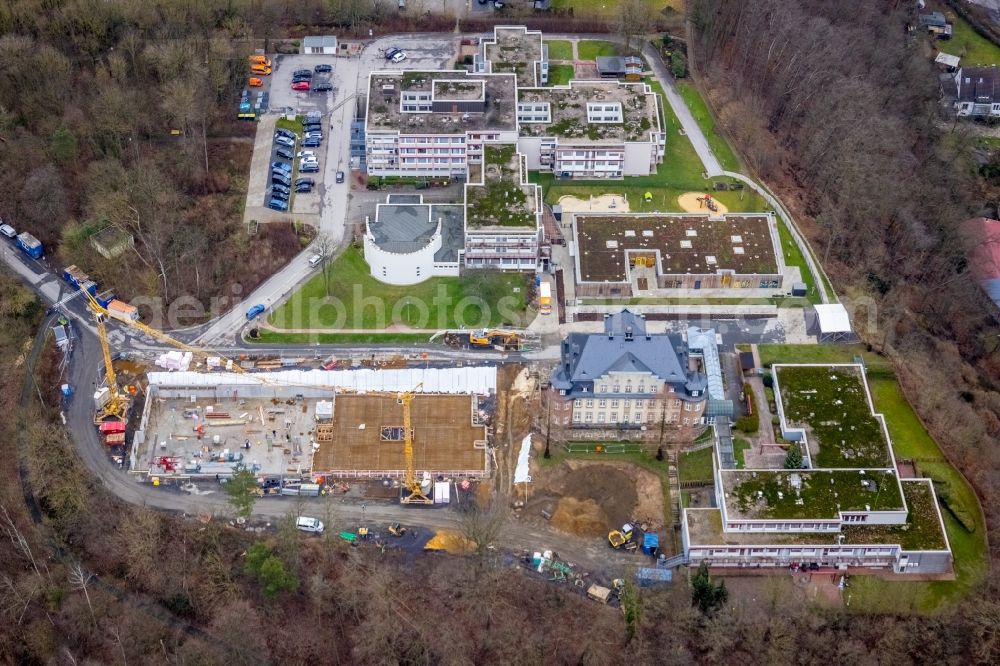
top-left (87, 301), bottom-right (130, 425)
top-left (398, 383), bottom-right (432, 505)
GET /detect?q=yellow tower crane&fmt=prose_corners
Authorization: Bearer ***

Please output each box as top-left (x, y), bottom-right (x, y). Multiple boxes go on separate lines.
top-left (398, 383), bottom-right (432, 505)
top-left (88, 302), bottom-right (130, 425)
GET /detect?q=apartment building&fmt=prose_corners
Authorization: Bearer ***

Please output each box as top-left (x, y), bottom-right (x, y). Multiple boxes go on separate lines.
top-left (463, 144), bottom-right (542, 270)
top-left (681, 364), bottom-right (953, 575)
top-left (474, 25), bottom-right (549, 87)
top-left (516, 80), bottom-right (665, 178)
top-left (549, 310), bottom-right (708, 428)
top-left (365, 71), bottom-right (518, 178)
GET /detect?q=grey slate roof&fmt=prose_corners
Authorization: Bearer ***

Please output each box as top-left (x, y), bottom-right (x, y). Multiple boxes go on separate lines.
top-left (551, 310), bottom-right (707, 398)
top-left (303, 35), bottom-right (337, 48)
top-left (919, 12), bottom-right (947, 28)
top-left (370, 197), bottom-right (465, 259)
top-left (957, 67), bottom-right (1000, 103)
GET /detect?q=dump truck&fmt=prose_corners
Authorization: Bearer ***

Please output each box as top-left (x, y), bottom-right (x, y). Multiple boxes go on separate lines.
top-left (107, 299), bottom-right (139, 322)
top-left (608, 523), bottom-right (635, 549)
top-left (16, 232), bottom-right (43, 259)
top-left (539, 281), bottom-right (552, 315)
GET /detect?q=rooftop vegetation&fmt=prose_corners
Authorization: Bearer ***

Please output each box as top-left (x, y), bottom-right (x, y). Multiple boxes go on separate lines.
top-left (466, 145), bottom-right (535, 228)
top-left (775, 365), bottom-right (892, 468)
top-left (844, 481), bottom-right (947, 551)
top-left (726, 469), bottom-right (904, 520)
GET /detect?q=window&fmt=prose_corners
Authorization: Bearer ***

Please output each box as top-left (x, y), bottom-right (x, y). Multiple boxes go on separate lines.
top-left (610, 413), bottom-right (618, 423)
top-left (585, 412), bottom-right (593, 423)
top-left (611, 400), bottom-right (619, 408)
top-left (574, 399), bottom-right (582, 408)
top-left (625, 383), bottom-right (632, 393)
top-left (586, 400), bottom-right (593, 408)
top-left (638, 384), bottom-right (645, 393)
top-left (516, 102), bottom-right (551, 123)
top-left (634, 413), bottom-right (642, 424)
top-left (613, 385), bottom-right (620, 393)
top-left (586, 102), bottom-right (623, 123)
top-left (598, 399), bottom-right (607, 408)
top-left (599, 384), bottom-right (607, 392)
top-left (573, 412), bottom-right (582, 423)
top-left (597, 413), bottom-right (605, 423)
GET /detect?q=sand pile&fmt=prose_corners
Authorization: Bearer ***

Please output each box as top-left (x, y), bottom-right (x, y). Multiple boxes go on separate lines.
top-left (550, 497), bottom-right (608, 537)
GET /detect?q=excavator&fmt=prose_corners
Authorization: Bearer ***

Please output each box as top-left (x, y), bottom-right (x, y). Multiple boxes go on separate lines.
top-left (468, 328), bottom-right (522, 351)
top-left (398, 384), bottom-right (433, 505)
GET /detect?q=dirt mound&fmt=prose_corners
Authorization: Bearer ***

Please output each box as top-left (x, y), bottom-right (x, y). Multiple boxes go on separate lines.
top-left (558, 465), bottom-right (638, 529)
top-left (550, 497), bottom-right (608, 537)
top-left (424, 529), bottom-right (473, 554)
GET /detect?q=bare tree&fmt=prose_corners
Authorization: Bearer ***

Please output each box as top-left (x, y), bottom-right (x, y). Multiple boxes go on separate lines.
top-left (456, 494), bottom-right (509, 562)
top-left (618, 0), bottom-right (652, 54)
top-left (1, 504), bottom-right (43, 580)
top-left (314, 233), bottom-right (337, 297)
top-left (68, 562), bottom-right (96, 628)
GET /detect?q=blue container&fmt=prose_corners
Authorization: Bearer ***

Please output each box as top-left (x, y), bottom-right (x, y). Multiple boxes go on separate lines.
top-left (642, 533), bottom-right (659, 556)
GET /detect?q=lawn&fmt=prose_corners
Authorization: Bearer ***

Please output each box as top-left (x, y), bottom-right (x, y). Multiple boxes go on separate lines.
top-left (757, 343), bottom-right (989, 611)
top-left (937, 9), bottom-right (1000, 66)
top-left (674, 79), bottom-right (742, 173)
top-left (268, 246), bottom-right (533, 330)
top-left (548, 0), bottom-right (683, 21)
top-left (679, 446), bottom-right (714, 483)
top-left (548, 64), bottom-right (575, 86)
top-left (775, 215), bottom-right (825, 305)
top-left (733, 437), bottom-right (751, 468)
top-left (577, 40), bottom-right (619, 60)
top-left (545, 39), bottom-right (573, 61)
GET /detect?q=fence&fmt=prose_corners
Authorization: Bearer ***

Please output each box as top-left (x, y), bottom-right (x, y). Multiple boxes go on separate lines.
top-left (564, 441), bottom-right (647, 455)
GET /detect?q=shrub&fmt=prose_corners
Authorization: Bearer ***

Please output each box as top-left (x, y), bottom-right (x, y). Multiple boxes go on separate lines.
top-left (734, 413), bottom-right (759, 433)
top-left (671, 50), bottom-right (687, 78)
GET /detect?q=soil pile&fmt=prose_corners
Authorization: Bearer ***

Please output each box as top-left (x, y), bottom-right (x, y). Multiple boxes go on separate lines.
top-left (550, 497), bottom-right (608, 537)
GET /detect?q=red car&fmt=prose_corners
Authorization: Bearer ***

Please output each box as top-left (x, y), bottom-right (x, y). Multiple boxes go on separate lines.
top-left (291, 81), bottom-right (310, 91)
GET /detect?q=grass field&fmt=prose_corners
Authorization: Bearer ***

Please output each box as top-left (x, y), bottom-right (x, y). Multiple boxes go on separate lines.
top-left (548, 0), bottom-right (682, 20)
top-left (268, 247), bottom-right (532, 330)
top-left (577, 40), bottom-right (619, 60)
top-left (544, 39), bottom-right (573, 61)
top-left (675, 79), bottom-right (742, 173)
top-left (937, 9), bottom-right (1000, 66)
top-left (756, 344), bottom-right (989, 611)
top-left (680, 446), bottom-right (714, 483)
top-left (775, 215), bottom-right (824, 304)
top-left (548, 64), bottom-right (575, 86)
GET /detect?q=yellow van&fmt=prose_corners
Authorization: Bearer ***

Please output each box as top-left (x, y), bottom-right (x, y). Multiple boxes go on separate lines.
top-left (250, 64), bottom-right (272, 76)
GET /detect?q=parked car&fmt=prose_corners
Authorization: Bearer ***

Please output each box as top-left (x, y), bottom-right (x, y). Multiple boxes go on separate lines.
top-left (391, 51), bottom-right (406, 64)
top-left (271, 183), bottom-right (291, 195)
top-left (313, 82), bottom-right (333, 92)
top-left (304, 131), bottom-right (323, 140)
top-left (246, 303), bottom-right (266, 319)
top-left (296, 517), bottom-right (324, 533)
top-left (336, 171), bottom-right (345, 184)
top-left (292, 75), bottom-right (311, 84)
top-left (291, 81), bottom-right (310, 91)
top-left (299, 163), bottom-right (320, 173)
top-left (297, 150), bottom-right (317, 159)
top-left (308, 254), bottom-right (322, 267)
top-left (271, 173), bottom-right (291, 187)
top-left (295, 177), bottom-right (315, 187)
top-left (295, 183), bottom-right (313, 193)
top-left (266, 198), bottom-right (287, 212)
top-left (302, 138), bottom-right (322, 148)
top-left (271, 190), bottom-right (289, 202)
top-left (271, 161), bottom-right (292, 173)
top-left (275, 146), bottom-right (293, 160)
top-left (384, 47), bottom-right (400, 60)
top-left (274, 135), bottom-right (295, 148)
top-left (0, 223), bottom-right (16, 238)
top-left (293, 69), bottom-right (312, 77)
top-left (248, 77), bottom-right (263, 87)
top-left (275, 128), bottom-right (296, 139)
top-left (314, 64), bottom-right (332, 73)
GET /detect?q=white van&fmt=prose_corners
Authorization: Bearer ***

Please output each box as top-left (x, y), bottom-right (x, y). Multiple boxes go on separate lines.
top-left (296, 516), bottom-right (324, 533)
top-left (0, 223), bottom-right (15, 239)
top-left (308, 254), bottom-right (322, 268)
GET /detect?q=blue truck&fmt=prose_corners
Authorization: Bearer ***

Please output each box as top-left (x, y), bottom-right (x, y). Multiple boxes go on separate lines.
top-left (15, 232), bottom-right (43, 259)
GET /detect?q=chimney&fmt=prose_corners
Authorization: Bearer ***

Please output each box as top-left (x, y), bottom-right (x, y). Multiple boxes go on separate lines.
top-left (625, 326), bottom-right (633, 341)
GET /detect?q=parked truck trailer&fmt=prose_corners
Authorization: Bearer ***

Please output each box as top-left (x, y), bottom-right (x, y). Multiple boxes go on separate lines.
top-left (15, 232), bottom-right (43, 259)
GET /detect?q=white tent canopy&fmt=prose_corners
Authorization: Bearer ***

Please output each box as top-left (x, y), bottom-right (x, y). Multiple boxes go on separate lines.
top-left (814, 303), bottom-right (852, 341)
top-left (935, 52), bottom-right (960, 68)
top-left (147, 367), bottom-right (497, 394)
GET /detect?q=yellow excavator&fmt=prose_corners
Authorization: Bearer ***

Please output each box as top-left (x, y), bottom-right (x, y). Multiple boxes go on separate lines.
top-left (468, 328), bottom-right (522, 351)
top-left (398, 384), bottom-right (433, 505)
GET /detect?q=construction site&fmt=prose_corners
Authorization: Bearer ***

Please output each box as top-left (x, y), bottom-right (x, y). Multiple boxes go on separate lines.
top-left (130, 367), bottom-right (497, 484)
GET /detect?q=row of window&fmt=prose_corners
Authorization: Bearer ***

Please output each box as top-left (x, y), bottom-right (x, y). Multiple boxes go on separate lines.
top-left (572, 411), bottom-right (695, 425)
top-left (399, 148), bottom-right (465, 155)
top-left (399, 136), bottom-right (466, 144)
top-left (575, 398), bottom-right (680, 409)
top-left (586, 102), bottom-right (623, 123)
top-left (399, 157), bottom-right (465, 164)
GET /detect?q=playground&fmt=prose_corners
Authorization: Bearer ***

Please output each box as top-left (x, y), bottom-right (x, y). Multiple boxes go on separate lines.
top-left (677, 191), bottom-right (729, 215)
top-left (557, 193), bottom-right (630, 213)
